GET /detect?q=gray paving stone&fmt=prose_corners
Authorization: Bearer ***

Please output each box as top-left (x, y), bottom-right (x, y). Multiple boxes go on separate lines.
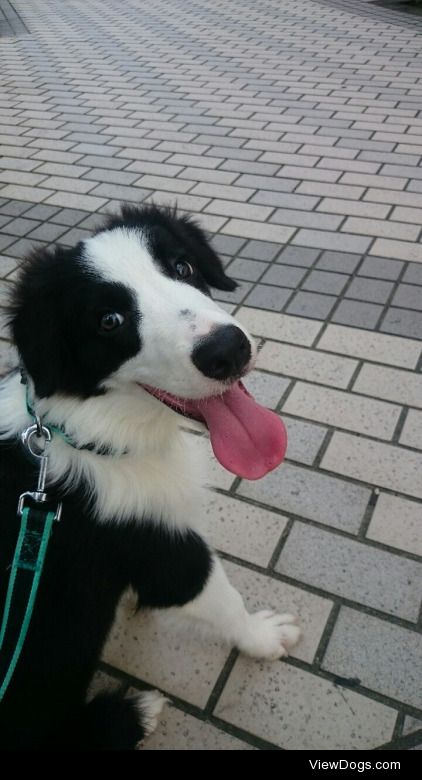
top-left (0, 200), bottom-right (32, 217)
top-left (103, 597), bottom-right (230, 708)
top-left (78, 155), bottom-right (129, 170)
top-left (258, 341), bottom-right (357, 388)
top-left (316, 251), bottom-right (362, 274)
top-left (381, 308), bottom-right (422, 340)
top-left (214, 282), bottom-right (252, 305)
top-left (215, 658), bottom-right (395, 750)
top-left (357, 256), bottom-right (404, 281)
top-left (292, 229), bottom-right (372, 255)
top-left (284, 382), bottom-right (401, 441)
top-left (287, 291), bottom-right (337, 320)
top-left (251, 191), bottom-right (319, 210)
top-left (333, 300), bottom-right (383, 329)
top-left (403, 717), bottom-right (422, 737)
top-left (4, 237), bottom-right (45, 259)
top-left (260, 265), bottom-right (307, 288)
top-left (370, 238), bottom-right (422, 264)
top-left (87, 183), bottom-right (148, 203)
top-left (322, 608), bottom-right (422, 708)
top-left (408, 181), bottom-right (422, 195)
top-left (44, 192), bottom-right (107, 211)
top-left (243, 370), bottom-right (290, 410)
top-left (243, 285), bottom-right (292, 312)
top-left (2, 217), bottom-right (40, 237)
top-left (276, 246), bottom-right (320, 268)
top-left (49, 208), bottom-right (87, 226)
top-left (22, 204), bottom-right (60, 221)
top-left (277, 523), bottom-right (421, 621)
top-left (345, 277), bottom-right (394, 304)
top-left (235, 174), bottom-right (297, 193)
top-left (26, 222), bottom-right (68, 243)
top-left (206, 199), bottom-right (273, 222)
top-left (77, 214), bottom-right (105, 231)
top-left (392, 284), bottom-right (422, 312)
top-left (143, 706), bottom-right (256, 751)
top-left (0, 255), bottom-right (18, 279)
top-left (270, 208), bottom-right (342, 231)
top-left (282, 415), bottom-right (327, 466)
top-left (201, 492), bottom-right (288, 568)
top-left (69, 143), bottom-right (122, 156)
top-left (178, 167), bottom-right (238, 185)
top-left (322, 430), bottom-right (422, 501)
top-left (238, 462), bottom-right (370, 533)
top-left (237, 308), bottom-right (323, 347)
top-left (402, 264), bottom-right (422, 286)
top-left (82, 168), bottom-right (139, 186)
top-left (226, 257), bottom-right (267, 282)
top-left (210, 234), bottom-right (245, 256)
top-left (302, 270), bottom-right (348, 295)
top-left (221, 218), bottom-right (294, 244)
top-left (367, 493), bottom-right (422, 558)
top-left (0, 281), bottom-right (13, 309)
top-left (220, 159), bottom-right (280, 176)
top-left (34, 162), bottom-right (89, 179)
top-left (240, 239), bottom-right (280, 262)
top-left (317, 324), bottom-right (421, 370)
top-left (0, 214), bottom-right (13, 230)
top-left (59, 227), bottom-right (92, 246)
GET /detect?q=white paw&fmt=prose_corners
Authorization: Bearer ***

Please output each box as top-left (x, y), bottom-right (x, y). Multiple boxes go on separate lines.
top-left (135, 690), bottom-right (168, 738)
top-left (237, 611), bottom-right (301, 660)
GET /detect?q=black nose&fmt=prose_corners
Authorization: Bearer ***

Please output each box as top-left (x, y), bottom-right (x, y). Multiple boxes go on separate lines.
top-left (192, 325), bottom-right (251, 381)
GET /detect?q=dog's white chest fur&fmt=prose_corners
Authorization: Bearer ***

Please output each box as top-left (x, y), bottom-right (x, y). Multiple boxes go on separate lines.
top-left (0, 372), bottom-right (204, 529)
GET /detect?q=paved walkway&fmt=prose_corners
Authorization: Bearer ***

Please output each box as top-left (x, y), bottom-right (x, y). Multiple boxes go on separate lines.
top-left (0, 0), bottom-right (421, 751)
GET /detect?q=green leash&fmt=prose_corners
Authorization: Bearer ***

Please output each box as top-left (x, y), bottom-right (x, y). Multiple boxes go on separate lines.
top-left (0, 420), bottom-right (61, 703)
top-left (0, 507), bottom-right (56, 701)
top-left (1, 368), bottom-right (119, 704)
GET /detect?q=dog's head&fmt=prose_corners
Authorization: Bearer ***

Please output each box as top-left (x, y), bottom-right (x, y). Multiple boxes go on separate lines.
top-left (11, 204), bottom-right (253, 400)
top-left (10, 204), bottom-right (286, 479)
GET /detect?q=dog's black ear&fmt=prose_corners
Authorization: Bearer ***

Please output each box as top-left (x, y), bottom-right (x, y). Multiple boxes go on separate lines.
top-left (200, 260), bottom-right (238, 292)
top-left (177, 215), bottom-right (238, 291)
top-left (8, 245), bottom-right (79, 398)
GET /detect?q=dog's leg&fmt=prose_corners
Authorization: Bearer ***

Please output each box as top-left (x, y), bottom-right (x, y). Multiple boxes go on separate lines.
top-left (52, 690), bottom-right (167, 750)
top-left (130, 526), bottom-right (300, 660)
top-left (182, 555), bottom-right (300, 660)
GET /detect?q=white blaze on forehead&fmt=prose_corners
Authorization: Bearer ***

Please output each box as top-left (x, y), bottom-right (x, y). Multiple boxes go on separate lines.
top-left (83, 227), bottom-right (225, 323)
top-left (83, 227), bottom-right (160, 288)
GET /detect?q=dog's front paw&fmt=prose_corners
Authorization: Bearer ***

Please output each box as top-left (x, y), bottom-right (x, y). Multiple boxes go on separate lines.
top-left (236, 611), bottom-right (301, 660)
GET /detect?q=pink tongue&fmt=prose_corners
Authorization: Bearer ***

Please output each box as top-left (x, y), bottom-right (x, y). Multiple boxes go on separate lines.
top-left (191, 383), bottom-right (287, 480)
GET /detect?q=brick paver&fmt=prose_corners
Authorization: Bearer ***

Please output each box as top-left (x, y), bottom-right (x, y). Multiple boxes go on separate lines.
top-left (0, 0), bottom-right (421, 751)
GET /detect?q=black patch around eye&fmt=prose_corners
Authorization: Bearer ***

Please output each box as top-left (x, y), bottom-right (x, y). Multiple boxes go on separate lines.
top-left (10, 245), bottom-right (141, 399)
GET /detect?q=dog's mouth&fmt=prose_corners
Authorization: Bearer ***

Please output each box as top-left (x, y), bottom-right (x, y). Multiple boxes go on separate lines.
top-left (139, 380), bottom-right (287, 480)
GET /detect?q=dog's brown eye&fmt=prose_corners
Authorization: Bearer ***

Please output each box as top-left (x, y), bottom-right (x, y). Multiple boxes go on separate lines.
top-left (100, 312), bottom-right (124, 331)
top-left (175, 260), bottom-right (194, 279)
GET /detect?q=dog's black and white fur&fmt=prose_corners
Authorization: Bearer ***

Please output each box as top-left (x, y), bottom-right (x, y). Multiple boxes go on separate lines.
top-left (0, 205), bottom-right (300, 750)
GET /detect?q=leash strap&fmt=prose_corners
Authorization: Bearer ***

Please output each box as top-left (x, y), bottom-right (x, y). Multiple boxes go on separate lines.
top-left (0, 506), bottom-right (56, 702)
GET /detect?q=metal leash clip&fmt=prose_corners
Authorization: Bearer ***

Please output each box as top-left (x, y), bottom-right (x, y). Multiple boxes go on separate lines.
top-left (18, 422), bottom-right (62, 521)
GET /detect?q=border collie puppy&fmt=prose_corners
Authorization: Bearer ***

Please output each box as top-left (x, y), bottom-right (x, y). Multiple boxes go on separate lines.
top-left (0, 204), bottom-right (300, 750)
